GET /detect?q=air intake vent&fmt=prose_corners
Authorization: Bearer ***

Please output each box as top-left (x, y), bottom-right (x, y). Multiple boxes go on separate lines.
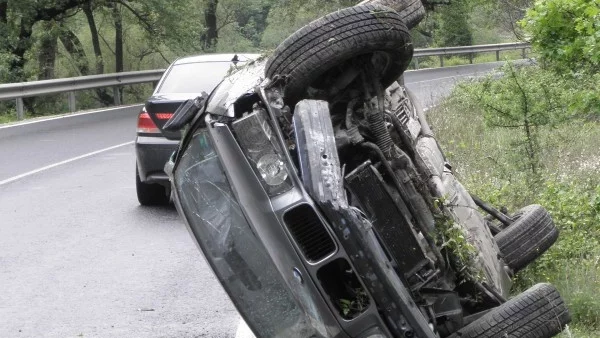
top-left (284, 204), bottom-right (336, 263)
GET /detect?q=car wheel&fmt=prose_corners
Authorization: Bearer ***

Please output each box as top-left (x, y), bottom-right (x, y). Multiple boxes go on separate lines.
top-left (358, 0), bottom-right (426, 29)
top-left (495, 204), bottom-right (559, 272)
top-left (136, 166), bottom-right (170, 206)
top-left (265, 4), bottom-right (413, 105)
top-left (450, 283), bottom-right (570, 338)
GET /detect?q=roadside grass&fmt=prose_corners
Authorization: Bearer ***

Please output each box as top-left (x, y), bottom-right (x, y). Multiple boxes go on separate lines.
top-left (427, 85), bottom-right (600, 335)
top-left (0, 112), bottom-right (16, 124)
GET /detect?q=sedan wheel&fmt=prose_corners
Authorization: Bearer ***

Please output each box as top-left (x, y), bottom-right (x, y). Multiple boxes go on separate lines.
top-left (136, 166), bottom-right (170, 206)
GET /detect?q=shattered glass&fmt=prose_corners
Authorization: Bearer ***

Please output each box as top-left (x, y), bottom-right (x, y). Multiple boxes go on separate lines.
top-left (174, 130), bottom-right (320, 338)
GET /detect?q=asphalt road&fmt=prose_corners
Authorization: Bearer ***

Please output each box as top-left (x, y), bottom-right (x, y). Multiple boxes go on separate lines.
top-left (404, 61), bottom-right (505, 108)
top-left (0, 63), bottom-right (503, 338)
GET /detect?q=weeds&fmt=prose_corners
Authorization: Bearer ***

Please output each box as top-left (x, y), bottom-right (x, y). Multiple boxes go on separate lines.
top-left (434, 204), bottom-right (486, 284)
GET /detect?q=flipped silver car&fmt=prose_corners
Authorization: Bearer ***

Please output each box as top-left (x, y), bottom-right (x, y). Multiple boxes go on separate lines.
top-left (166, 3), bottom-right (570, 338)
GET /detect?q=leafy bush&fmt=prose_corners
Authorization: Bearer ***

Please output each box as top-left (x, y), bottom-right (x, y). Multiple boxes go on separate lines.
top-left (521, 0), bottom-right (600, 74)
top-left (456, 63), bottom-right (572, 175)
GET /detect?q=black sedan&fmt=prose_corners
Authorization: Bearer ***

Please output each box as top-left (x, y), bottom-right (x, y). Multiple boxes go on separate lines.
top-left (135, 53), bottom-right (258, 205)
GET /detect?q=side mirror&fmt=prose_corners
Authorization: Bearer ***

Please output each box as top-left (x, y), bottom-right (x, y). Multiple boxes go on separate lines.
top-left (163, 92), bottom-right (208, 132)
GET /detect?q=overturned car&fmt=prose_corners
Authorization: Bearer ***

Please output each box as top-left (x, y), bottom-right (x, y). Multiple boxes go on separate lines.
top-left (165, 3), bottom-right (570, 338)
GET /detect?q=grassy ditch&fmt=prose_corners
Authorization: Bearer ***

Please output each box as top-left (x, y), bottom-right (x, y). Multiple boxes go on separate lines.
top-left (427, 66), bottom-right (600, 335)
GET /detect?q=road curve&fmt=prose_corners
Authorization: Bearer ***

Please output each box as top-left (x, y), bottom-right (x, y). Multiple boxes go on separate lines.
top-left (0, 62), bottom-right (503, 337)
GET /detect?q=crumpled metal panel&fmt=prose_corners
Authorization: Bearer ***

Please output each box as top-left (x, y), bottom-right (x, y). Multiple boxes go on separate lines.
top-left (206, 59), bottom-right (269, 117)
top-left (293, 99), bottom-right (437, 338)
top-left (293, 100), bottom-right (347, 210)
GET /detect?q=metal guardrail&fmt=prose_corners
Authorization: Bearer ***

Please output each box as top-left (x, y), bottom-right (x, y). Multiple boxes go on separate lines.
top-left (3, 70), bottom-right (165, 120)
top-left (0, 42), bottom-right (531, 120)
top-left (412, 42), bottom-right (531, 69)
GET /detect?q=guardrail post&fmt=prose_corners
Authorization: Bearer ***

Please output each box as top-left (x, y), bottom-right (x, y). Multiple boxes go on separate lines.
top-left (113, 86), bottom-right (122, 106)
top-left (16, 98), bottom-right (24, 120)
top-left (414, 57), bottom-right (420, 70)
top-left (439, 55), bottom-right (444, 67)
top-left (496, 50), bottom-right (500, 61)
top-left (68, 91), bottom-right (76, 112)
top-left (522, 48), bottom-right (527, 59)
top-left (469, 53), bottom-right (474, 64)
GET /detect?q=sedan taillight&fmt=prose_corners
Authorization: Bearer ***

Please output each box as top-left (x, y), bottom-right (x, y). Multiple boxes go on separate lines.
top-left (137, 110), bottom-right (160, 134)
top-left (155, 113), bottom-right (174, 120)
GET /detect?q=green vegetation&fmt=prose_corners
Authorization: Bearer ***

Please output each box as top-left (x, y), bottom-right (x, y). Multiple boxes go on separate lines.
top-left (434, 0), bottom-right (473, 47)
top-left (434, 204), bottom-right (486, 284)
top-left (522, 0), bottom-right (599, 74)
top-left (520, 0), bottom-right (600, 117)
top-left (0, 0), bottom-right (534, 122)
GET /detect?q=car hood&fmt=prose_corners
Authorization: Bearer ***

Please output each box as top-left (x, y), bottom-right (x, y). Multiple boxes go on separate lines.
top-left (206, 59), bottom-right (269, 117)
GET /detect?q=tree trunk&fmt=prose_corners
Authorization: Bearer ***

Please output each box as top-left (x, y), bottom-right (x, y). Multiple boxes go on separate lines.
top-left (60, 28), bottom-right (113, 105)
top-left (38, 22), bottom-right (58, 80)
top-left (59, 28), bottom-right (90, 76)
top-left (82, 2), bottom-right (104, 75)
top-left (0, 1), bottom-right (7, 23)
top-left (82, 2), bottom-right (113, 105)
top-left (112, 2), bottom-right (123, 104)
top-left (203, 0), bottom-right (218, 50)
top-left (113, 3), bottom-right (123, 73)
top-left (8, 21), bottom-right (35, 82)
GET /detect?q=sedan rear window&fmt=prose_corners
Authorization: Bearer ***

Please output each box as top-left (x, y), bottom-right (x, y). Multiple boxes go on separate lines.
top-left (157, 62), bottom-right (236, 94)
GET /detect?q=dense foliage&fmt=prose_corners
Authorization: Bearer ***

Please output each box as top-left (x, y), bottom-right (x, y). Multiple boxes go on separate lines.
top-left (522, 0), bottom-right (600, 74)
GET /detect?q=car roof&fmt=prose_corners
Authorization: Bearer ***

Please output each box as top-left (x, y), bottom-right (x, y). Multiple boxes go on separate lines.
top-left (173, 53), bottom-right (262, 66)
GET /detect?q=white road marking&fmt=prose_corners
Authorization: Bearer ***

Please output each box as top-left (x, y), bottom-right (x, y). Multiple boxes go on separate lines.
top-left (0, 141), bottom-right (134, 186)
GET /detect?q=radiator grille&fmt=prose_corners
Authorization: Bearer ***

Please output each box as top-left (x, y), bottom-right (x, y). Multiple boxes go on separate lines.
top-left (284, 205), bottom-right (336, 263)
top-left (395, 97), bottom-right (411, 125)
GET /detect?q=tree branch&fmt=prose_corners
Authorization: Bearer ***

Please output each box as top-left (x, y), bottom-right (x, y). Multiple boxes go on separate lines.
top-left (116, 0), bottom-right (156, 34)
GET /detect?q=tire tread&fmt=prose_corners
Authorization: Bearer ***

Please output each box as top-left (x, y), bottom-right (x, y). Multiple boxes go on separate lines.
top-left (495, 205), bottom-right (558, 272)
top-left (451, 283), bottom-right (570, 338)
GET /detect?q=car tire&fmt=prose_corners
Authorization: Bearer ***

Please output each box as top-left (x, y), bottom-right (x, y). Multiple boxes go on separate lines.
top-left (450, 283), bottom-right (570, 338)
top-left (136, 166), bottom-right (170, 206)
top-left (265, 4), bottom-right (413, 105)
top-left (495, 204), bottom-right (558, 272)
top-left (358, 0), bottom-right (426, 29)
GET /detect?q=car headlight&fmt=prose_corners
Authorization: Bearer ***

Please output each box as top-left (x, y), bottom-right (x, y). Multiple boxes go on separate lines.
top-left (256, 153), bottom-right (288, 186)
top-left (232, 109), bottom-right (293, 196)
